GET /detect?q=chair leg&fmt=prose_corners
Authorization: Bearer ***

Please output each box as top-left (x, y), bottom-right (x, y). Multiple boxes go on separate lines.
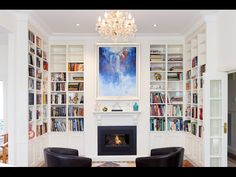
top-left (2, 147), bottom-right (7, 163)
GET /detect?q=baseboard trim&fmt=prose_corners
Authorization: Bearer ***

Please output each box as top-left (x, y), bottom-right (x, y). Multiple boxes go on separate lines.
top-left (184, 155), bottom-right (201, 167)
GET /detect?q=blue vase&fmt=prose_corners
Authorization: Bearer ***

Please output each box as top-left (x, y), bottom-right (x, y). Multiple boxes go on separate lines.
top-left (133, 102), bottom-right (139, 111)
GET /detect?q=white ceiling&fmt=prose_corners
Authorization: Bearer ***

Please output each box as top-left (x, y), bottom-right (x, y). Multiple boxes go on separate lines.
top-left (31, 10), bottom-right (213, 35)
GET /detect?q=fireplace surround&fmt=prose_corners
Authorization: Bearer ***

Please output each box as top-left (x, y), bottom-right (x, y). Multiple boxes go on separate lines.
top-left (98, 126), bottom-right (137, 155)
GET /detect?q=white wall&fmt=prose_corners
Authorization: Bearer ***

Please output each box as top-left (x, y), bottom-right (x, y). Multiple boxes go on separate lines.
top-left (217, 11), bottom-right (236, 72)
top-left (48, 35), bottom-right (185, 160)
top-left (0, 42), bottom-right (8, 132)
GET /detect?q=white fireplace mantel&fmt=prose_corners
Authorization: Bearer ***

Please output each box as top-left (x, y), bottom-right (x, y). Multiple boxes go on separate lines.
top-left (93, 111), bottom-right (141, 126)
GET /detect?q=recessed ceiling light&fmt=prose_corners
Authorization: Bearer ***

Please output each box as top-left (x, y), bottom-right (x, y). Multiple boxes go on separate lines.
top-left (153, 24), bottom-right (157, 27)
top-left (76, 24), bottom-right (80, 27)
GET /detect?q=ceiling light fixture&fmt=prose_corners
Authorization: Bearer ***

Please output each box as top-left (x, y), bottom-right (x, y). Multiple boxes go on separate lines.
top-left (153, 24), bottom-right (157, 27)
top-left (96, 10), bottom-right (137, 41)
top-left (76, 23), bottom-right (80, 27)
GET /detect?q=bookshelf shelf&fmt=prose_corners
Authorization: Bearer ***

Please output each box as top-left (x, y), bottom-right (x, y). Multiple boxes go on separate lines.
top-left (50, 44), bottom-right (85, 132)
top-left (150, 44), bottom-right (184, 132)
top-left (184, 29), bottom-right (206, 142)
top-left (28, 29), bottom-right (49, 140)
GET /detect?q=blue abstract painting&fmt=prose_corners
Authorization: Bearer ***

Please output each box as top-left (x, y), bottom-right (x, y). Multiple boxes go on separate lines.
top-left (98, 46), bottom-right (137, 98)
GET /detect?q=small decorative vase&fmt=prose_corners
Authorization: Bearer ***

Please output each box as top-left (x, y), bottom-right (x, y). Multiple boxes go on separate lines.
top-left (102, 107), bottom-right (108, 112)
top-left (133, 102), bottom-right (139, 111)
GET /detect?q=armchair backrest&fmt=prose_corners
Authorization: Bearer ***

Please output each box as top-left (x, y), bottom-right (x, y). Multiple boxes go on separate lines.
top-left (136, 147), bottom-right (184, 167)
top-left (44, 147), bottom-right (92, 167)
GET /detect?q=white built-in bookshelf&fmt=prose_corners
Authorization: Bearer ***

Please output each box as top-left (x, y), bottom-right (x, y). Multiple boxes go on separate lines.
top-left (184, 29), bottom-right (206, 138)
top-left (149, 44), bottom-right (184, 132)
top-left (50, 44), bottom-right (84, 132)
top-left (28, 30), bottom-right (49, 140)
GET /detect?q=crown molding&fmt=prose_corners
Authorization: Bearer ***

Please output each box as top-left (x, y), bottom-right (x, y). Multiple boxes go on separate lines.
top-left (28, 12), bottom-right (52, 38)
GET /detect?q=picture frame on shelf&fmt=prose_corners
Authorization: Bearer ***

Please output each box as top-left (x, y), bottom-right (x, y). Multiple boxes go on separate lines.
top-left (96, 43), bottom-right (140, 100)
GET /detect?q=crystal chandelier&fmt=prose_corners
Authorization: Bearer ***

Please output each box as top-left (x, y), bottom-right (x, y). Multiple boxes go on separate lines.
top-left (96, 10), bottom-right (137, 41)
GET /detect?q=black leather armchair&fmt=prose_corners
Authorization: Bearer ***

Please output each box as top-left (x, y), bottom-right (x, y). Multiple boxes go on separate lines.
top-left (136, 147), bottom-right (184, 167)
top-left (44, 147), bottom-right (92, 167)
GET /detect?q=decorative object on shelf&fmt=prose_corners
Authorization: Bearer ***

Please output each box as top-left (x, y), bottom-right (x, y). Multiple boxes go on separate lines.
top-left (133, 102), bottom-right (139, 111)
top-left (102, 107), bottom-right (108, 112)
top-left (95, 10), bottom-right (137, 41)
top-left (154, 72), bottom-right (162, 81)
top-left (111, 102), bottom-right (123, 111)
top-left (28, 123), bottom-right (35, 139)
top-left (96, 43), bottom-right (140, 100)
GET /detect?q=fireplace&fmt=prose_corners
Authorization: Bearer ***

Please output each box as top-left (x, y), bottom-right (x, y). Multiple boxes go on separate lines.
top-left (98, 126), bottom-right (137, 155)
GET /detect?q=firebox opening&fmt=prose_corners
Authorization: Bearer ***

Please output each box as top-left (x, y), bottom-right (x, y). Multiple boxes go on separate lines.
top-left (105, 134), bottom-right (129, 147)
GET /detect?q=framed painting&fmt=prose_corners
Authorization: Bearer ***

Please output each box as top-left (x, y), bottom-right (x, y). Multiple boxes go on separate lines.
top-left (96, 43), bottom-right (140, 100)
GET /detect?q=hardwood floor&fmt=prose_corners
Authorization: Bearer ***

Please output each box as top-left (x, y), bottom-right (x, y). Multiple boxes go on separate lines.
top-left (183, 160), bottom-right (194, 167)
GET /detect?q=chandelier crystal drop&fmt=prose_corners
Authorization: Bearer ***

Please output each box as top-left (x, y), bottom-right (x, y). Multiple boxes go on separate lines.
top-left (96, 10), bottom-right (137, 41)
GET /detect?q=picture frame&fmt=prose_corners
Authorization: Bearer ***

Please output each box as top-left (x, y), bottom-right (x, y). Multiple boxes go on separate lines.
top-left (96, 43), bottom-right (140, 100)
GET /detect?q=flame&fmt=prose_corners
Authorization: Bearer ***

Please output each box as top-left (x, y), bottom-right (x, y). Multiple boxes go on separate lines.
top-left (115, 135), bottom-right (122, 145)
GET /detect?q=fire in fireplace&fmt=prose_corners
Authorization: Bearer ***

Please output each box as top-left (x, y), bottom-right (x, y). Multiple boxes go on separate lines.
top-left (98, 126), bottom-right (136, 155)
top-left (105, 134), bottom-right (129, 146)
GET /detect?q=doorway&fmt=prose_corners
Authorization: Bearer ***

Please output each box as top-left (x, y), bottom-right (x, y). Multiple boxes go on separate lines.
top-left (227, 72), bottom-right (236, 167)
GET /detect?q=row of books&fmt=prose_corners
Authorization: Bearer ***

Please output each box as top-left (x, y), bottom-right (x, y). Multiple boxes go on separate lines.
top-left (150, 64), bottom-right (165, 71)
top-left (68, 118), bottom-right (84, 131)
top-left (150, 118), bottom-right (165, 131)
top-left (68, 106), bottom-right (84, 117)
top-left (51, 119), bottom-right (66, 131)
top-left (184, 120), bottom-right (191, 132)
top-left (51, 82), bottom-right (66, 91)
top-left (43, 51), bottom-right (47, 60)
top-left (185, 106), bottom-right (191, 117)
top-left (36, 57), bottom-right (41, 68)
top-left (43, 61), bottom-right (48, 71)
top-left (150, 105), bottom-right (165, 116)
top-left (28, 30), bottom-right (35, 43)
top-left (51, 106), bottom-right (66, 117)
top-left (29, 53), bottom-right (34, 65)
top-left (166, 105), bottom-right (182, 117)
top-left (51, 73), bottom-right (66, 81)
top-left (51, 93), bottom-right (66, 104)
top-left (192, 56), bottom-right (198, 68)
top-left (37, 47), bottom-right (42, 58)
top-left (36, 109), bottom-right (41, 119)
top-left (36, 123), bottom-right (47, 137)
top-left (193, 93), bottom-right (198, 104)
top-left (167, 118), bottom-right (183, 131)
top-left (36, 81), bottom-right (41, 90)
top-left (168, 57), bottom-right (183, 61)
top-left (168, 96), bottom-right (183, 103)
top-left (150, 92), bottom-right (165, 103)
top-left (29, 78), bottom-right (34, 90)
top-left (191, 122), bottom-right (197, 135)
top-left (150, 49), bottom-right (165, 55)
top-left (167, 72), bottom-right (183, 81)
top-left (29, 66), bottom-right (35, 77)
top-left (186, 82), bottom-right (191, 90)
top-left (68, 82), bottom-right (84, 91)
top-left (29, 108), bottom-right (33, 121)
top-left (186, 70), bottom-right (191, 80)
top-left (192, 107), bottom-right (198, 118)
top-left (200, 64), bottom-right (206, 76)
top-left (68, 63), bottom-right (84, 72)
top-left (193, 79), bottom-right (198, 89)
top-left (29, 93), bottom-right (34, 105)
top-left (36, 69), bottom-right (42, 80)
top-left (43, 94), bottom-right (48, 104)
top-left (36, 94), bottom-right (41, 104)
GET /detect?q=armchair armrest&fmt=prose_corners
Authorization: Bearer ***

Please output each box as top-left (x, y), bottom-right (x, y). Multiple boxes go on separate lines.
top-left (53, 155), bottom-right (92, 167)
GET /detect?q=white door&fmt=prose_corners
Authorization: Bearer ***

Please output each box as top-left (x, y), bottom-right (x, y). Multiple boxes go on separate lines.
top-left (204, 72), bottom-right (227, 167)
